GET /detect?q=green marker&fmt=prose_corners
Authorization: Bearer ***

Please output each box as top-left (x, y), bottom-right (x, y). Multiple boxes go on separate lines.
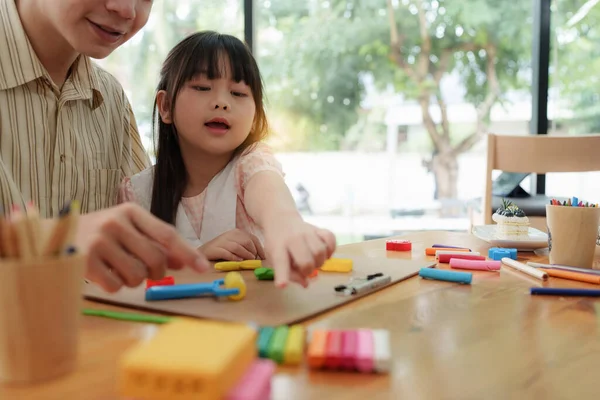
top-left (82, 309), bottom-right (174, 324)
top-left (267, 325), bottom-right (289, 363)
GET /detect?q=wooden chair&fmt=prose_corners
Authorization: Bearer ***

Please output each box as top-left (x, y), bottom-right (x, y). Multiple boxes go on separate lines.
top-left (482, 133), bottom-right (600, 226)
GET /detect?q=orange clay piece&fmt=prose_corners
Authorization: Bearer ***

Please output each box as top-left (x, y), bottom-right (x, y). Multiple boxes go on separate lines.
top-left (425, 247), bottom-right (470, 256)
top-left (307, 330), bottom-right (328, 369)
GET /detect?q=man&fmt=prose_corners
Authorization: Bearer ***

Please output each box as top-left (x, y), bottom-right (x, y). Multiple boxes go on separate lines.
top-left (0, 0), bottom-right (209, 292)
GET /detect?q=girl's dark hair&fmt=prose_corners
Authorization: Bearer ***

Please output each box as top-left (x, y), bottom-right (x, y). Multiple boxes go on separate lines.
top-left (150, 31), bottom-right (269, 225)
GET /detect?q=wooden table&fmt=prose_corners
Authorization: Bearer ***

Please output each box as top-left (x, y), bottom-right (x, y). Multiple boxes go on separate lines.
top-left (3, 231), bottom-right (600, 400)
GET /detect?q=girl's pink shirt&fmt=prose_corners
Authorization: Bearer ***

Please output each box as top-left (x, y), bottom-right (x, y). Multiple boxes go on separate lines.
top-left (117, 142), bottom-right (284, 240)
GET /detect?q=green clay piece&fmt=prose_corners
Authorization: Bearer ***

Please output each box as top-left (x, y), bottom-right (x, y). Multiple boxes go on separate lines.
top-left (82, 309), bottom-right (173, 324)
top-left (254, 267), bottom-right (275, 280)
top-left (257, 326), bottom-right (275, 358)
top-left (267, 325), bottom-right (289, 363)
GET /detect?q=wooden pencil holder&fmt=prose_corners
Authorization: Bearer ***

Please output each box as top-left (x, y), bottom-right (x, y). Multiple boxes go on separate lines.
top-left (546, 205), bottom-right (600, 269)
top-left (0, 254), bottom-right (85, 384)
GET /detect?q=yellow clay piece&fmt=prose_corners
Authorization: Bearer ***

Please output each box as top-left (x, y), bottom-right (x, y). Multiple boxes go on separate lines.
top-left (239, 259), bottom-right (262, 270)
top-left (284, 325), bottom-right (305, 365)
top-left (119, 318), bottom-right (256, 400)
top-left (214, 261), bottom-right (241, 271)
top-left (224, 271), bottom-right (246, 301)
top-left (320, 258), bottom-right (353, 273)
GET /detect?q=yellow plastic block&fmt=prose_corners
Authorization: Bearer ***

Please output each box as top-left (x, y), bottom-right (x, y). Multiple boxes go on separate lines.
top-left (224, 271), bottom-right (246, 301)
top-left (320, 258), bottom-right (353, 273)
top-left (239, 259), bottom-right (262, 270)
top-left (284, 325), bottom-right (305, 365)
top-left (215, 261), bottom-right (241, 271)
top-left (119, 318), bottom-right (256, 400)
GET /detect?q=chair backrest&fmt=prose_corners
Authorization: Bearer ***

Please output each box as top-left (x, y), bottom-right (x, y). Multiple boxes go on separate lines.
top-left (483, 133), bottom-right (600, 223)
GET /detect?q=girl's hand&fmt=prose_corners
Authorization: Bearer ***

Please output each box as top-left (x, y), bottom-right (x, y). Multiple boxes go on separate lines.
top-left (264, 217), bottom-right (336, 288)
top-left (199, 229), bottom-right (266, 261)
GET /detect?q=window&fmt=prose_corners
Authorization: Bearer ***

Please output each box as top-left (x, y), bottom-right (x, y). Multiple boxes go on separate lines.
top-left (546, 0), bottom-right (600, 201)
top-left (256, 0), bottom-right (532, 243)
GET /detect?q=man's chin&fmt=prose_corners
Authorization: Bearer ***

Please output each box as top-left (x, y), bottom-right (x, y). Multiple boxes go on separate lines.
top-left (76, 44), bottom-right (119, 60)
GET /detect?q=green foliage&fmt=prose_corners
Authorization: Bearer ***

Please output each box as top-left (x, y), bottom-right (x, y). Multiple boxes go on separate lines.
top-left (551, 0), bottom-right (600, 134)
top-left (258, 0), bottom-right (532, 151)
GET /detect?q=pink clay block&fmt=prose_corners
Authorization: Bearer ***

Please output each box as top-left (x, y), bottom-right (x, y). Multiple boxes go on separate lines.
top-left (355, 329), bottom-right (374, 373)
top-left (226, 359), bottom-right (276, 400)
top-left (450, 258), bottom-right (501, 271)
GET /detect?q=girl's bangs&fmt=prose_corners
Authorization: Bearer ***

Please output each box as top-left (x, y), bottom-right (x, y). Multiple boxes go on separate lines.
top-left (182, 35), bottom-right (258, 88)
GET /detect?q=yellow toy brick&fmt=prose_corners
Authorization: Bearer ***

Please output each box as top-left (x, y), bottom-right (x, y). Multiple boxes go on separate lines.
top-left (119, 318), bottom-right (256, 400)
top-left (320, 258), bottom-right (353, 273)
top-left (215, 261), bottom-right (241, 271)
top-left (239, 259), bottom-right (262, 270)
top-left (284, 325), bottom-right (305, 365)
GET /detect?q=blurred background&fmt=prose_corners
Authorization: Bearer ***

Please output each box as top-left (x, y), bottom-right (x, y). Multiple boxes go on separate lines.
top-left (97, 0), bottom-right (600, 244)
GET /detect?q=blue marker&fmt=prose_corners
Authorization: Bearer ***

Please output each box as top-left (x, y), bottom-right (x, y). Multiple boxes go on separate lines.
top-left (530, 287), bottom-right (600, 297)
top-left (145, 278), bottom-right (239, 301)
top-left (418, 268), bottom-right (472, 284)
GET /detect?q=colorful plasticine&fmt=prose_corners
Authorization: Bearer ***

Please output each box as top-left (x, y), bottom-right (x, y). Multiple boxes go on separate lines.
top-left (254, 267), bottom-right (274, 281)
top-left (118, 318), bottom-right (257, 400)
top-left (431, 244), bottom-right (472, 250)
top-left (340, 330), bottom-right (358, 370)
top-left (386, 240), bottom-right (412, 251)
top-left (437, 252), bottom-right (485, 263)
top-left (257, 327), bottom-right (275, 358)
top-left (488, 247), bottom-right (517, 260)
top-left (320, 258), bottom-right (353, 273)
top-left (215, 261), bottom-right (243, 271)
top-left (307, 328), bottom-right (391, 374)
top-left (146, 276), bottom-right (175, 289)
top-left (372, 329), bottom-right (391, 373)
top-left (355, 329), bottom-right (374, 373)
top-left (240, 260), bottom-right (262, 270)
top-left (307, 330), bottom-right (328, 369)
top-left (435, 250), bottom-right (481, 259)
top-left (450, 258), bottom-right (501, 271)
top-left (225, 359), bottom-right (276, 400)
top-left (284, 325), bottom-right (305, 365)
top-left (267, 325), bottom-right (289, 364)
top-left (215, 260), bottom-right (263, 271)
top-left (425, 247), bottom-right (470, 256)
top-left (324, 330), bottom-right (343, 369)
top-left (419, 268), bottom-right (472, 284)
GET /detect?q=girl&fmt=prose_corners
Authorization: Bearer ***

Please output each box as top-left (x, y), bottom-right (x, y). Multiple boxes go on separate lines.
top-left (118, 31), bottom-right (336, 288)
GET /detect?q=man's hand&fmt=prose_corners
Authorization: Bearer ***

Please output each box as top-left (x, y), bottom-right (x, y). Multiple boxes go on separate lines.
top-left (199, 229), bottom-right (266, 261)
top-left (76, 203), bottom-right (209, 292)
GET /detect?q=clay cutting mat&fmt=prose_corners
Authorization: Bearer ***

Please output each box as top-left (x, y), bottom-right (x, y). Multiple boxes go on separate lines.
top-left (83, 254), bottom-right (436, 326)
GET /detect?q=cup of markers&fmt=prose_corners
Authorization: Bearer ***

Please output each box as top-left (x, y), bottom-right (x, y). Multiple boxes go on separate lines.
top-left (547, 197), bottom-right (600, 270)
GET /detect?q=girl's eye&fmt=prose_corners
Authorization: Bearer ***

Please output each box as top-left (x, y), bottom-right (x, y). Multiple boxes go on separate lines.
top-left (192, 86), bottom-right (210, 91)
top-left (232, 91), bottom-right (248, 97)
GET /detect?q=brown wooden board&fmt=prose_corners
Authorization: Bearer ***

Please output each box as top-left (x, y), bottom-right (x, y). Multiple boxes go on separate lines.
top-left (83, 254), bottom-right (436, 326)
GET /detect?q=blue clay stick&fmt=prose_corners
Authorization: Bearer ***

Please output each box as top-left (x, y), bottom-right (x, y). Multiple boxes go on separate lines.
top-left (419, 268), bottom-right (472, 284)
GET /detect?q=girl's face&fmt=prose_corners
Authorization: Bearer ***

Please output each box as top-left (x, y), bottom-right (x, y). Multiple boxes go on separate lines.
top-left (159, 55), bottom-right (256, 157)
top-left (41, 0), bottom-right (152, 59)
